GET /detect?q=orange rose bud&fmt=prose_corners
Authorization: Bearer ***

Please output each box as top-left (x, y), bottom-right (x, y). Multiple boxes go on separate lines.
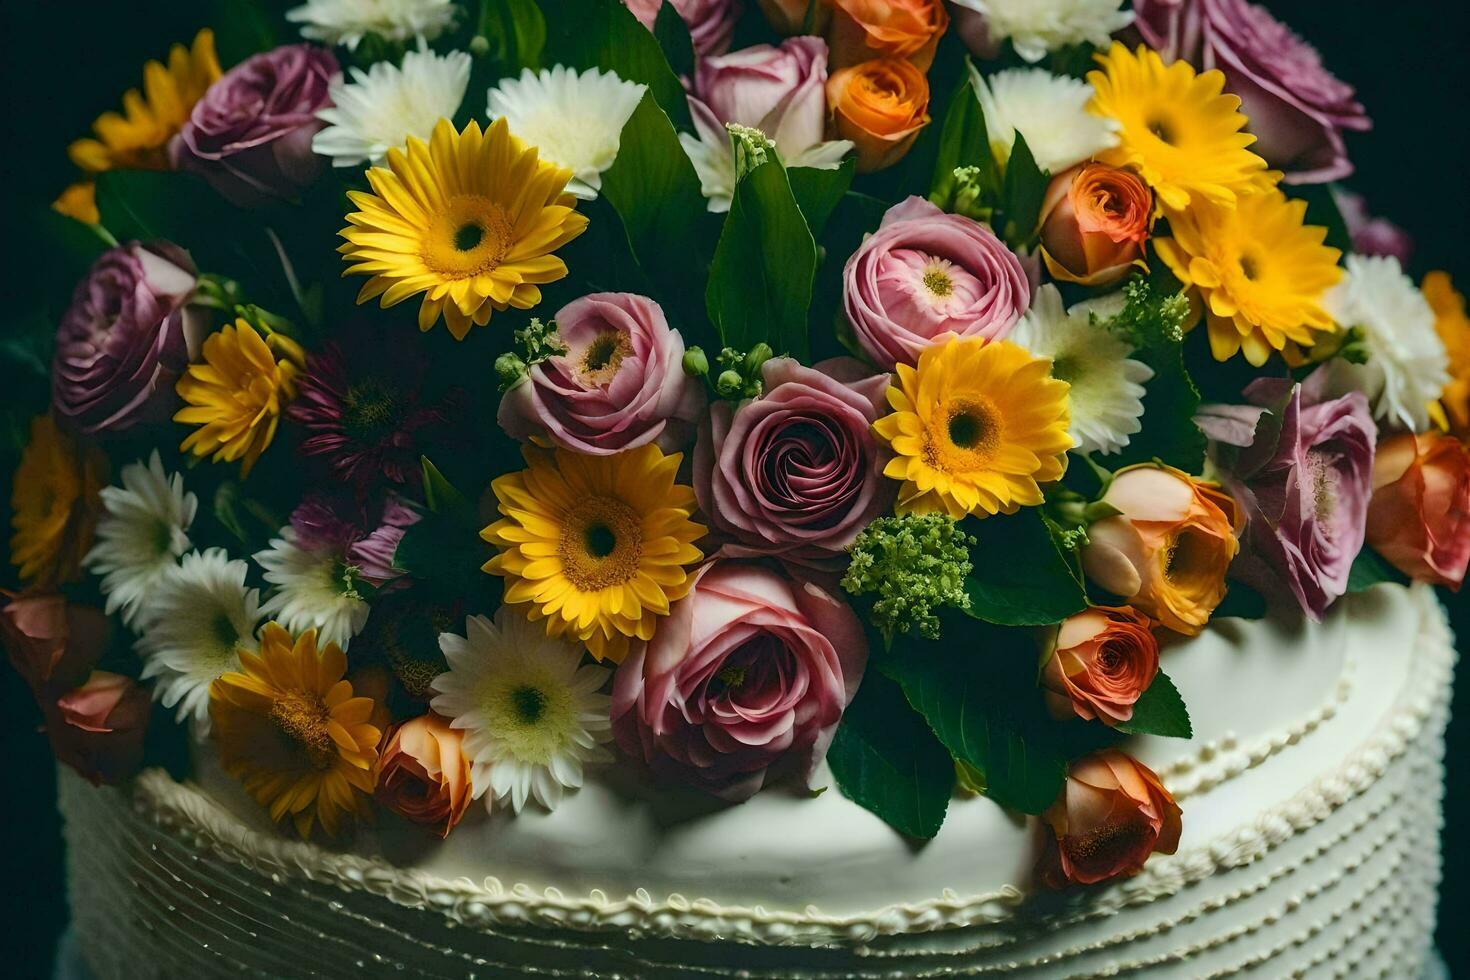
top-left (1081, 464), bottom-right (1242, 636)
top-left (1365, 431), bottom-right (1470, 590)
top-left (828, 0), bottom-right (948, 70)
top-left (1040, 606), bottom-right (1159, 726)
top-left (1039, 163), bottom-right (1154, 288)
top-left (48, 670), bottom-right (151, 786)
top-left (1040, 749), bottom-right (1181, 887)
top-left (376, 714), bottom-right (474, 838)
top-left (826, 58), bottom-right (931, 174)
top-left (759, 0), bottom-right (831, 35)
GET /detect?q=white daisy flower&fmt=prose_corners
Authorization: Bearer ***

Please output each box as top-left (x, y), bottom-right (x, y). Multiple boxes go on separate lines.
top-left (313, 46), bottom-right (472, 168)
top-left (431, 609), bottom-right (613, 814)
top-left (255, 527), bottom-right (371, 652)
top-left (487, 66), bottom-right (648, 200)
top-left (1013, 285), bottom-right (1154, 456)
top-left (286, 0), bottom-right (457, 50)
top-left (1323, 254), bottom-right (1450, 433)
top-left (968, 65), bottom-right (1119, 175)
top-left (951, 0), bottom-right (1133, 64)
top-left (679, 102), bottom-right (853, 214)
top-left (84, 452), bottom-right (197, 628)
top-left (137, 549), bottom-right (262, 729)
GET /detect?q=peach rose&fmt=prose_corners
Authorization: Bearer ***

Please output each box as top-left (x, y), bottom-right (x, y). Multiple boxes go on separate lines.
top-left (828, 0), bottom-right (948, 70)
top-left (826, 58), bottom-right (931, 174)
top-left (1365, 431), bottom-right (1470, 590)
top-left (47, 670), bottom-right (151, 786)
top-left (759, 0), bottom-right (830, 34)
top-left (376, 714), bottom-right (474, 837)
top-left (1039, 163), bottom-right (1154, 288)
top-left (1040, 606), bottom-right (1159, 726)
top-left (1081, 464), bottom-right (1242, 635)
top-left (1041, 750), bottom-right (1181, 887)
top-left (0, 592), bottom-right (111, 697)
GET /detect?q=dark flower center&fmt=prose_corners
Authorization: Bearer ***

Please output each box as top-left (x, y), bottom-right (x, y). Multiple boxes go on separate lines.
top-left (454, 222), bottom-right (484, 251)
top-left (343, 377), bottom-right (401, 443)
top-left (511, 684), bottom-right (547, 723)
top-left (583, 522), bottom-right (618, 559)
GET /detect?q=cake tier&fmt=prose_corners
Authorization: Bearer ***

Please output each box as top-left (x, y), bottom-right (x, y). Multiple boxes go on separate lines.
top-left (60, 583), bottom-right (1454, 978)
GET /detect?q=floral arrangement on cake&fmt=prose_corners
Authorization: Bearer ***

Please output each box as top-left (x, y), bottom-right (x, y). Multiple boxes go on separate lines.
top-left (5, 0), bottom-right (1469, 890)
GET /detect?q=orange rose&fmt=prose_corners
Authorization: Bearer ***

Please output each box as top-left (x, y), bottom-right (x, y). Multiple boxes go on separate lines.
top-left (826, 58), bottom-right (931, 174)
top-left (1040, 749), bottom-right (1181, 887)
top-left (1040, 606), bottom-right (1159, 726)
top-left (47, 670), bottom-right (151, 786)
top-left (1039, 163), bottom-right (1154, 288)
top-left (1424, 271), bottom-right (1470, 437)
top-left (758, 0), bottom-right (831, 34)
top-left (0, 592), bottom-right (111, 697)
top-left (376, 714), bottom-right (474, 838)
top-left (1081, 464), bottom-right (1242, 635)
top-left (1365, 431), bottom-right (1470, 590)
top-left (828, 0), bottom-right (948, 70)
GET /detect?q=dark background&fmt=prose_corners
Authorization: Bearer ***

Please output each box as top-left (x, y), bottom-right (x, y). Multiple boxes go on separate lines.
top-left (0, 2), bottom-right (1466, 977)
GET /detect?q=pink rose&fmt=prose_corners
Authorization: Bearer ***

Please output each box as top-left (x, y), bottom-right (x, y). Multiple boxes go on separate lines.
top-left (694, 358), bottom-right (893, 564)
top-left (694, 37), bottom-right (830, 159)
top-left (1040, 750), bottom-right (1182, 887)
top-left (611, 561), bottom-right (867, 800)
top-left (624, 0), bottom-right (738, 55)
top-left (1040, 606), bottom-right (1158, 727)
top-left (46, 670), bottom-right (151, 786)
top-left (842, 196), bottom-right (1030, 370)
top-left (497, 293), bottom-right (705, 455)
top-left (1, 593), bottom-right (111, 697)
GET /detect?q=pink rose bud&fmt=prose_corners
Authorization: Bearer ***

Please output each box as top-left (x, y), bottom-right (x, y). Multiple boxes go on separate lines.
top-left (47, 671), bottom-right (151, 786)
top-left (1366, 431), bottom-right (1470, 590)
top-left (1040, 750), bottom-right (1182, 887)
top-left (694, 37), bottom-right (831, 160)
top-left (1040, 606), bottom-right (1159, 726)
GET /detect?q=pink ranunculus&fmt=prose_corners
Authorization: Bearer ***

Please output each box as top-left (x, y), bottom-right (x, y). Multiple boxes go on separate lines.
top-left (46, 670), bottom-right (151, 786)
top-left (842, 196), bottom-right (1029, 370)
top-left (497, 293), bottom-right (705, 456)
top-left (1134, 0), bottom-right (1369, 184)
top-left (1196, 368), bottom-right (1377, 620)
top-left (695, 358), bottom-right (892, 564)
top-left (171, 44), bottom-right (338, 206)
top-left (0, 593), bottom-right (111, 698)
top-left (624, 0), bottom-right (738, 56)
top-left (611, 561), bottom-right (867, 801)
top-left (52, 242), bottom-right (206, 436)
top-left (694, 36), bottom-right (830, 159)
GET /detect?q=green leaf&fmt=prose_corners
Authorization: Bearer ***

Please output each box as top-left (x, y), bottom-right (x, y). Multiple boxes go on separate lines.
top-left (1214, 581), bottom-right (1267, 620)
top-left (964, 508), bottom-right (1087, 626)
top-left (706, 131), bottom-right (817, 362)
top-left (927, 65), bottom-right (996, 208)
top-left (1347, 546), bottom-right (1410, 593)
top-left (1113, 670), bottom-right (1192, 738)
top-left (540, 0), bottom-right (692, 129)
top-left (787, 158), bottom-right (855, 240)
top-left (999, 132), bottom-right (1048, 246)
top-left (206, 0), bottom-right (278, 67)
top-left (479, 0), bottom-right (548, 70)
top-left (652, 1), bottom-right (695, 79)
top-left (421, 456), bottom-right (471, 514)
top-left (1115, 337), bottom-right (1206, 473)
top-left (828, 671), bottom-right (954, 838)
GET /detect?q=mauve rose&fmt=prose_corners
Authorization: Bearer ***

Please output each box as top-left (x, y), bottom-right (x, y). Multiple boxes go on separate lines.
top-left (611, 561), bottom-right (867, 800)
top-left (843, 196), bottom-right (1029, 370)
top-left (1040, 606), bottom-right (1158, 727)
top-left (624, 0), bottom-right (738, 55)
top-left (1366, 431), bottom-right (1470, 590)
top-left (46, 670), bottom-right (151, 786)
top-left (171, 44), bottom-right (338, 206)
top-left (498, 293), bottom-right (705, 455)
top-left (1134, 0), bottom-right (1369, 184)
top-left (1040, 749), bottom-right (1181, 887)
top-left (695, 358), bottom-right (892, 564)
top-left (0, 593), bottom-right (111, 698)
top-left (695, 37), bottom-right (829, 158)
top-left (1197, 369), bottom-right (1377, 621)
top-left (52, 242), bottom-right (206, 436)
top-left (1334, 187), bottom-right (1413, 266)
top-left (376, 714), bottom-right (474, 838)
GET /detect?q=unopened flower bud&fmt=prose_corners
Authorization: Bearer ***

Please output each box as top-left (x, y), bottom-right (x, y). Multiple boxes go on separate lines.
top-left (683, 346), bottom-right (710, 377)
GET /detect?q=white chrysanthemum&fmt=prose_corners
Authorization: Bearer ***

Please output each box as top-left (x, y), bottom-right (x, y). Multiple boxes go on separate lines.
top-left (969, 65), bottom-right (1118, 174)
top-left (1013, 285), bottom-right (1153, 456)
top-left (84, 452), bottom-right (197, 628)
top-left (286, 0), bottom-right (456, 49)
top-left (486, 66), bottom-right (648, 200)
top-left (1323, 254), bottom-right (1450, 432)
top-left (137, 549), bottom-right (261, 729)
top-left (951, 0), bottom-right (1133, 63)
top-left (431, 609), bottom-right (612, 814)
top-left (255, 528), bottom-right (370, 652)
top-left (313, 46), bottom-right (471, 168)
top-left (679, 104), bottom-right (853, 213)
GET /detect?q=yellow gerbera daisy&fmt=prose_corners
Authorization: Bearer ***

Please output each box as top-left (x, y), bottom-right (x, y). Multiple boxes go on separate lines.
top-left (873, 338), bottom-right (1073, 519)
top-left (67, 29), bottom-right (221, 174)
top-left (1087, 42), bottom-right (1274, 213)
top-left (482, 444), bottom-right (706, 664)
top-left (338, 117), bottom-right (589, 341)
top-left (1423, 271), bottom-right (1470, 436)
top-left (174, 320), bottom-right (304, 477)
top-left (1155, 191), bottom-right (1342, 367)
top-left (9, 415), bottom-right (107, 589)
top-left (209, 623), bottom-right (383, 839)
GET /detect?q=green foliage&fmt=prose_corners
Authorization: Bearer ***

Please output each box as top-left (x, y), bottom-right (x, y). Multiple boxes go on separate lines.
top-left (652, 1), bottom-right (694, 79)
top-left (998, 133), bottom-right (1049, 246)
top-left (1113, 670), bottom-right (1192, 738)
top-left (787, 158), bottom-right (856, 239)
top-left (392, 458), bottom-right (490, 601)
top-left (474, 0), bottom-right (548, 71)
top-left (927, 65), bottom-right (997, 214)
top-left (1214, 581), bottom-right (1268, 619)
top-left (1291, 183), bottom-right (1353, 257)
top-left (827, 671), bottom-right (955, 839)
top-left (842, 513), bottom-right (976, 643)
top-left (964, 508), bottom-right (1088, 626)
top-left (1347, 546), bottom-right (1410, 592)
top-left (540, 0), bottom-right (692, 129)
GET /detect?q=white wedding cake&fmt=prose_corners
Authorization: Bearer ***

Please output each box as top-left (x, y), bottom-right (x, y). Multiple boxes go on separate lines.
top-left (59, 582), bottom-right (1452, 978)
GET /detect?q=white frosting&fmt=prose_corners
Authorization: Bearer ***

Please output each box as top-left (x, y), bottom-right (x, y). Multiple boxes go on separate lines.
top-left (58, 583), bottom-right (1453, 977)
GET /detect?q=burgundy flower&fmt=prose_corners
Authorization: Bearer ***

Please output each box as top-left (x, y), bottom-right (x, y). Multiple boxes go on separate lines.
top-left (171, 44), bottom-right (338, 205)
top-left (52, 242), bottom-right (205, 435)
top-left (1134, 0), bottom-right (1369, 184)
top-left (694, 357), bottom-right (893, 564)
top-left (286, 494), bottom-right (418, 591)
top-left (1334, 188), bottom-right (1413, 266)
top-left (46, 671), bottom-right (151, 786)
